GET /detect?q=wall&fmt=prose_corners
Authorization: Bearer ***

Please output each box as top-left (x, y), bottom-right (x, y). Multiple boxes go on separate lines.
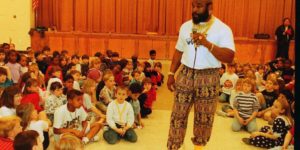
top-left (31, 32), bottom-right (295, 64)
top-left (0, 0), bottom-right (34, 50)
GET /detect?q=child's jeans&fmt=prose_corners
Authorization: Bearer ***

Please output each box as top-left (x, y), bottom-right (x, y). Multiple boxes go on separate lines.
top-left (103, 124), bottom-right (137, 144)
top-left (232, 117), bottom-right (257, 133)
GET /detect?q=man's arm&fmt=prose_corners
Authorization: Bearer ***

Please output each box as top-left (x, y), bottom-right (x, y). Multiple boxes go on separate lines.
top-left (167, 50), bottom-right (183, 92)
top-left (169, 50), bottom-right (183, 74)
top-left (199, 39), bottom-right (234, 63)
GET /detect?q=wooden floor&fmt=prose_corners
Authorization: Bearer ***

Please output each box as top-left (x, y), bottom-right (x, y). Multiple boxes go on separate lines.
top-left (48, 60), bottom-right (268, 150)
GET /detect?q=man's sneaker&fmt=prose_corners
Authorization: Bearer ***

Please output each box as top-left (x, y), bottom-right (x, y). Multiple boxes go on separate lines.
top-left (91, 135), bottom-right (100, 142)
top-left (242, 138), bottom-right (251, 145)
top-left (82, 137), bottom-right (90, 145)
top-left (216, 110), bottom-right (227, 117)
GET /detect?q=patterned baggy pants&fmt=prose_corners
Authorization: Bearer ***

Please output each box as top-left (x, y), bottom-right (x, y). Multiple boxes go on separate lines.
top-left (167, 65), bottom-right (220, 150)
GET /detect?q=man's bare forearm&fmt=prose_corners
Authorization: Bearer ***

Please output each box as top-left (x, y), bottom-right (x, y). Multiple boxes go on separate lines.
top-left (202, 41), bottom-right (235, 63)
top-left (170, 50), bottom-right (183, 73)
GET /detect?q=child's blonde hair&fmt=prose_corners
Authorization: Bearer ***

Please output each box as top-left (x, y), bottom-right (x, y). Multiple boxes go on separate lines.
top-left (0, 115), bottom-right (21, 138)
top-left (89, 57), bottom-right (101, 68)
top-left (16, 103), bottom-right (35, 130)
top-left (69, 70), bottom-right (80, 76)
top-left (235, 78), bottom-right (243, 90)
top-left (275, 95), bottom-right (294, 126)
top-left (116, 86), bottom-right (128, 93)
top-left (55, 133), bottom-right (83, 150)
top-left (81, 79), bottom-right (96, 95)
top-left (242, 78), bottom-right (256, 93)
top-left (103, 72), bottom-right (114, 82)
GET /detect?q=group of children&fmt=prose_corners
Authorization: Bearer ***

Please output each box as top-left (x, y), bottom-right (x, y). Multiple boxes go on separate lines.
top-left (0, 43), bottom-right (164, 150)
top-left (0, 42), bottom-right (295, 150)
top-left (217, 58), bottom-right (295, 149)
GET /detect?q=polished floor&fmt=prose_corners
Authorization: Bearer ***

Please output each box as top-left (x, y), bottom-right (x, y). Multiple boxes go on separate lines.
top-left (48, 60), bottom-right (267, 150)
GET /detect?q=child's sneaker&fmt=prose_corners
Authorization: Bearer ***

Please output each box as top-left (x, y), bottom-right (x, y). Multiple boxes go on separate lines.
top-left (91, 135), bottom-right (99, 142)
top-left (82, 137), bottom-right (90, 145)
top-left (216, 110), bottom-right (227, 117)
top-left (242, 138), bottom-right (251, 145)
top-left (103, 125), bottom-right (109, 131)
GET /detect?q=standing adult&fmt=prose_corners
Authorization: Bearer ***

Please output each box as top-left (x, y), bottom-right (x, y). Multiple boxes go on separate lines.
top-left (166, 0), bottom-right (235, 150)
top-left (275, 18), bottom-right (294, 59)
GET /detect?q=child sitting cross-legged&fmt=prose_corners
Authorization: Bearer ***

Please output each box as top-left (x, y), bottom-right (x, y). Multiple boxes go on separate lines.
top-left (232, 78), bottom-right (260, 133)
top-left (127, 82), bottom-right (144, 128)
top-left (45, 82), bottom-right (67, 123)
top-left (53, 89), bottom-right (101, 144)
top-left (103, 86), bottom-right (137, 144)
top-left (216, 78), bottom-right (243, 117)
top-left (256, 79), bottom-right (278, 123)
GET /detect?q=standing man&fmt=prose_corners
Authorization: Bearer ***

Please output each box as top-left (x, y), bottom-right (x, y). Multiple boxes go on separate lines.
top-left (275, 18), bottom-right (294, 59)
top-left (167, 0), bottom-right (235, 150)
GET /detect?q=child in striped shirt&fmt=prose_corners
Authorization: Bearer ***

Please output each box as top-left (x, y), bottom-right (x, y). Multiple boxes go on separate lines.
top-left (232, 78), bottom-right (260, 133)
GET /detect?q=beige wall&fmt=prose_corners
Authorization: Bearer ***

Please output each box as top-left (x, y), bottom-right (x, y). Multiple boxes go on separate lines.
top-left (0, 0), bottom-right (34, 50)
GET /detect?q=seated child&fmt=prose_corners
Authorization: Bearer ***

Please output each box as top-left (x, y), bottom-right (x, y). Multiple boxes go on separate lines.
top-left (219, 63), bottom-right (239, 103)
top-left (153, 62), bottom-right (164, 87)
top-left (216, 78), bottom-right (243, 117)
top-left (0, 86), bottom-right (22, 117)
top-left (69, 70), bottom-right (81, 91)
top-left (81, 79), bottom-right (106, 124)
top-left (45, 82), bottom-right (67, 122)
top-left (98, 73), bottom-right (116, 113)
top-left (242, 91), bottom-right (293, 149)
top-left (21, 78), bottom-right (44, 113)
top-left (53, 90), bottom-right (101, 144)
top-left (0, 116), bottom-right (22, 150)
top-left (129, 70), bottom-right (141, 86)
top-left (80, 54), bottom-right (90, 78)
top-left (63, 75), bottom-right (74, 95)
top-left (0, 67), bottom-right (13, 88)
top-left (138, 78), bottom-right (156, 118)
top-left (14, 130), bottom-right (42, 150)
top-left (46, 66), bottom-right (63, 92)
top-left (103, 86), bottom-right (137, 144)
top-left (232, 78), bottom-right (259, 133)
top-left (256, 79), bottom-right (278, 122)
top-left (136, 62), bottom-right (145, 83)
top-left (127, 83), bottom-right (144, 128)
top-left (55, 133), bottom-right (84, 150)
top-left (16, 103), bottom-right (51, 149)
top-left (19, 54), bottom-right (28, 75)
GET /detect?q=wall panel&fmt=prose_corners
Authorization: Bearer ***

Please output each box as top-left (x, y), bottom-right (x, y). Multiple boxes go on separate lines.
top-left (33, 32), bottom-right (295, 65)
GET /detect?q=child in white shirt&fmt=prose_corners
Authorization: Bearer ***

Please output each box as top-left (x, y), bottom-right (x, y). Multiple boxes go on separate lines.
top-left (103, 86), bottom-right (137, 144)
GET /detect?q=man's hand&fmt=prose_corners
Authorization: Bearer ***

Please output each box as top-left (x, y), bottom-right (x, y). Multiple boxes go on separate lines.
top-left (167, 75), bottom-right (175, 92)
top-left (191, 33), bottom-right (210, 48)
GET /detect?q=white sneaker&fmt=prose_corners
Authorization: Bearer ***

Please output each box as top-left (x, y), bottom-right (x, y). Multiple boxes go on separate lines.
top-left (91, 135), bottom-right (99, 142)
top-left (103, 126), bottom-right (109, 131)
top-left (82, 137), bottom-right (90, 144)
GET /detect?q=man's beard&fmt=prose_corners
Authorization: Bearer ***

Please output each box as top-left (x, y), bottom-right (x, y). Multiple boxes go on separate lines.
top-left (192, 9), bottom-right (210, 24)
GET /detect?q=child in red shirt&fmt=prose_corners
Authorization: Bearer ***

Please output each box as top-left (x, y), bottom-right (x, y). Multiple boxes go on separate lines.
top-left (21, 78), bottom-right (43, 112)
top-left (139, 78), bottom-right (156, 118)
